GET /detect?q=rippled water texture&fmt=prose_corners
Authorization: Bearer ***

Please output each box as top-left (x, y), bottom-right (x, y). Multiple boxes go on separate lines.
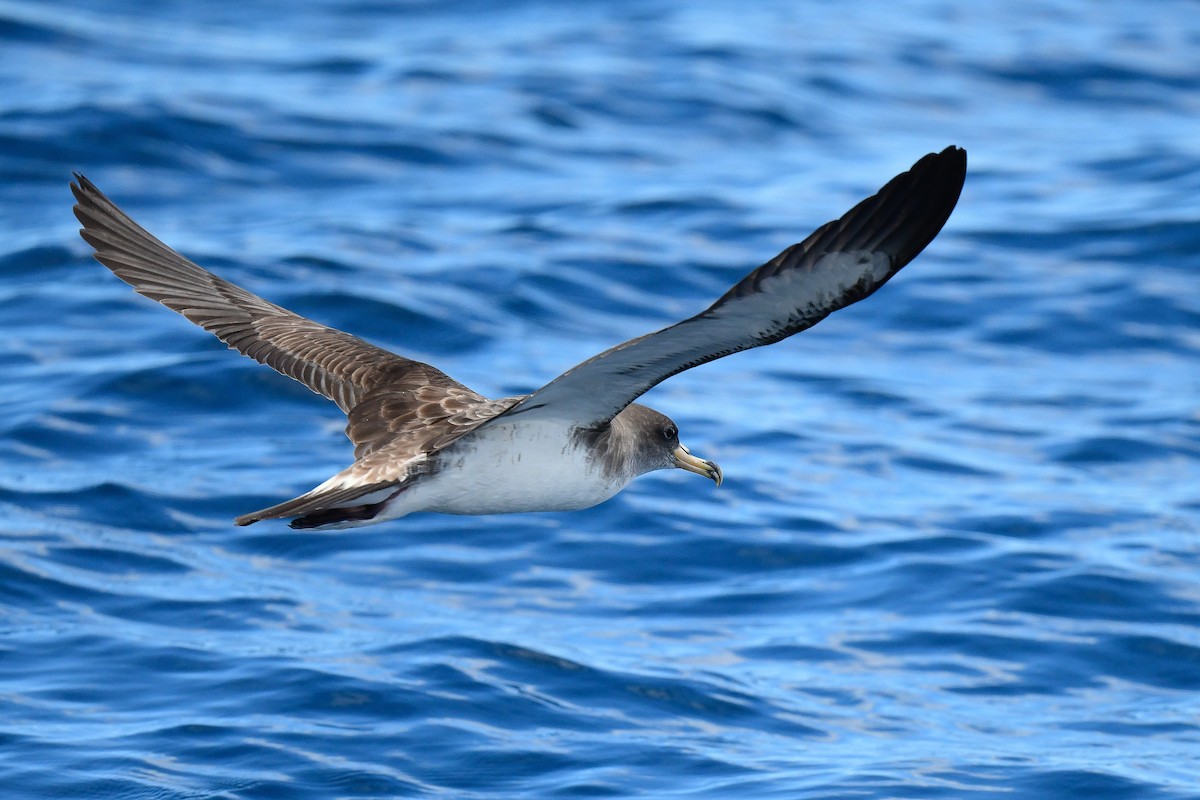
top-left (3, 1), bottom-right (1200, 797)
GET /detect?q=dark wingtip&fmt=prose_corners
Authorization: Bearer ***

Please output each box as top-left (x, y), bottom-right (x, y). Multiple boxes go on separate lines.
top-left (935, 144), bottom-right (966, 163)
top-left (876, 144), bottom-right (967, 270)
top-left (931, 144), bottom-right (968, 200)
top-left (70, 171), bottom-right (95, 199)
top-left (70, 172), bottom-right (105, 228)
top-left (70, 174), bottom-right (85, 207)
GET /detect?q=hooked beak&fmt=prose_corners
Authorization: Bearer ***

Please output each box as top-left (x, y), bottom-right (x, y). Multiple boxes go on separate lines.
top-left (672, 445), bottom-right (723, 487)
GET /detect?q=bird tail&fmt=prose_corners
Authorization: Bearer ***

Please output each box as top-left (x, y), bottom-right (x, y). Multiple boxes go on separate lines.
top-left (234, 481), bottom-right (401, 528)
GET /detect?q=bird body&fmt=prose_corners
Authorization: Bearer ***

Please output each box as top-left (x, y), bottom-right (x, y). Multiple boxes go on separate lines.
top-left (423, 419), bottom-right (619, 516)
top-left (275, 404), bottom-right (699, 528)
top-left (320, 419), bottom-right (621, 526)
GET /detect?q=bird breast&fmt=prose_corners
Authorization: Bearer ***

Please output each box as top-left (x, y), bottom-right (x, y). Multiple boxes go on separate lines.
top-left (413, 421), bottom-right (626, 516)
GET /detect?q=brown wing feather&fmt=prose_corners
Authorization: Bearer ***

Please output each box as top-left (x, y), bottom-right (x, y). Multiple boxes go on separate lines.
top-left (71, 174), bottom-right (469, 414)
top-left (346, 382), bottom-right (521, 460)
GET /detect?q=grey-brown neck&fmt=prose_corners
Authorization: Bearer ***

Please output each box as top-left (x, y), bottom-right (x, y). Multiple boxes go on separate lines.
top-left (574, 403), bottom-right (681, 481)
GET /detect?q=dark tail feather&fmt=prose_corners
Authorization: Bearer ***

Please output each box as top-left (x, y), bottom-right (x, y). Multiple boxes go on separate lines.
top-left (234, 481), bottom-right (397, 527)
top-left (288, 494), bottom-right (400, 529)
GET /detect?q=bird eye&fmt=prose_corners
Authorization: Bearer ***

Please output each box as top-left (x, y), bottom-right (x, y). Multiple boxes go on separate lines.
top-left (662, 424), bottom-right (678, 441)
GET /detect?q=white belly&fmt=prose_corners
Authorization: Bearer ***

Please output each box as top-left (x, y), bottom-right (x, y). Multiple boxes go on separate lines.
top-left (376, 421), bottom-right (627, 520)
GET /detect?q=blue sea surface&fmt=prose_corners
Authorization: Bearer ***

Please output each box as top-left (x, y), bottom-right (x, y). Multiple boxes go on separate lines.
top-left (3, 0), bottom-right (1200, 797)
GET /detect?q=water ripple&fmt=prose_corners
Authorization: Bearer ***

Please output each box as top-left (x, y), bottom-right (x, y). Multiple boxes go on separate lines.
top-left (3, 0), bottom-right (1200, 797)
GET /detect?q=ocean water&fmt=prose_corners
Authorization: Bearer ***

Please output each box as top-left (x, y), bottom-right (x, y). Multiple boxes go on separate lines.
top-left (3, 0), bottom-right (1200, 797)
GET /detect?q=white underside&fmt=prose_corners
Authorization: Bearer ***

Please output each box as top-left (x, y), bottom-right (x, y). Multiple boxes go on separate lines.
top-left (335, 420), bottom-right (631, 528)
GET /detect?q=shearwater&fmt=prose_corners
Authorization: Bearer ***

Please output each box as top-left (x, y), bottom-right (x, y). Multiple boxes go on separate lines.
top-left (72, 147), bottom-right (966, 529)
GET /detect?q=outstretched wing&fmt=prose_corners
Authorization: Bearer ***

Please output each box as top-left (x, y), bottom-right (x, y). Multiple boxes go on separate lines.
top-left (71, 174), bottom-right (468, 414)
top-left (494, 146), bottom-right (967, 429)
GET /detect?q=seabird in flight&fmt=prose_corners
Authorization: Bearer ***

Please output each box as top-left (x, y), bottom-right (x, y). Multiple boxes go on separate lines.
top-left (71, 146), bottom-right (966, 529)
